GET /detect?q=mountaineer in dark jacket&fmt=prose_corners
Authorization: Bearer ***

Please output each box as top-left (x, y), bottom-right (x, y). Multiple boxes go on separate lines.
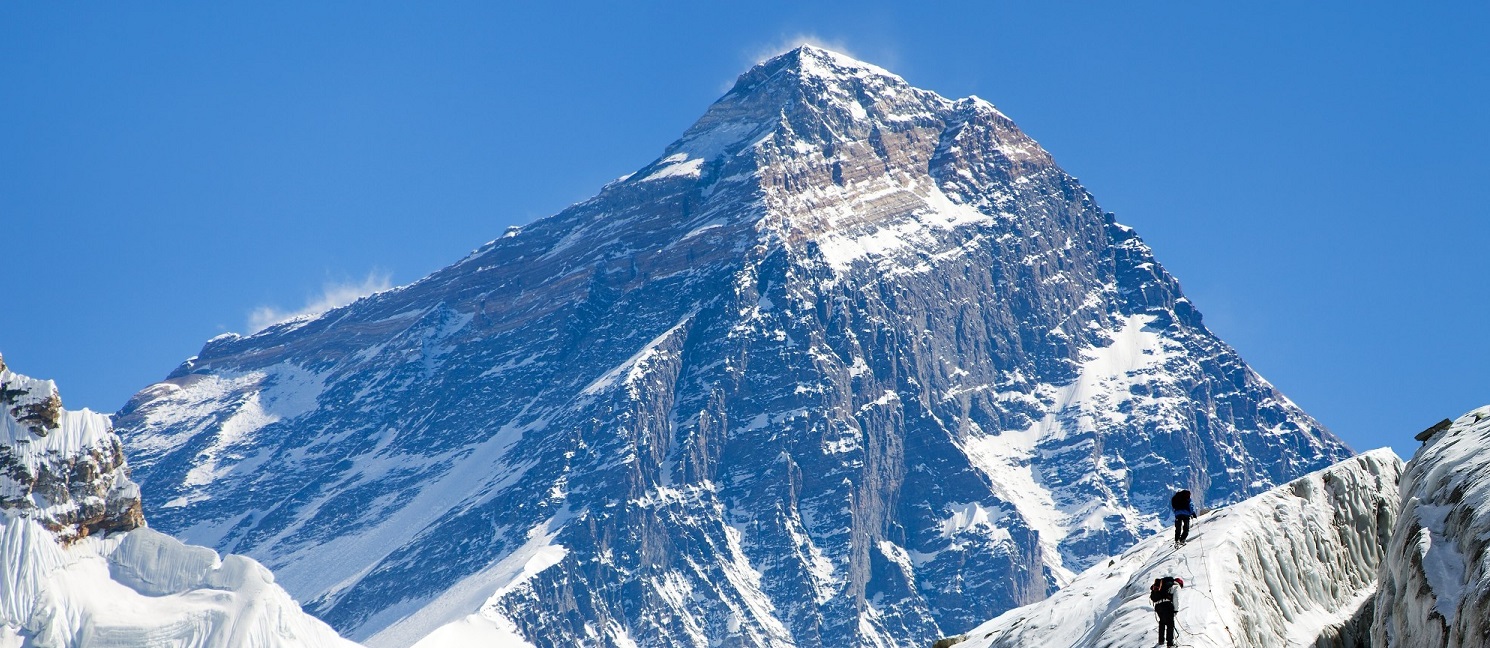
top-left (1150, 576), bottom-right (1184, 647)
top-left (1171, 490), bottom-right (1196, 545)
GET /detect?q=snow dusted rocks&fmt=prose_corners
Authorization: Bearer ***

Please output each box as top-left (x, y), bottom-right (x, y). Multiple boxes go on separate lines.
top-left (0, 355), bottom-right (358, 647)
top-left (1373, 406), bottom-right (1490, 648)
top-left (115, 46), bottom-right (1351, 647)
top-left (954, 450), bottom-right (1402, 648)
top-left (0, 353), bottom-right (142, 543)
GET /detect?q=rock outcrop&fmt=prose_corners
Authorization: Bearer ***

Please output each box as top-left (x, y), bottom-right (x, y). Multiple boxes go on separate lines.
top-left (0, 353), bottom-right (143, 543)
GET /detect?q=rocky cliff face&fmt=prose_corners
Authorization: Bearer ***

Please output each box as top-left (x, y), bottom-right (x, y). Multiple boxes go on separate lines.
top-left (1373, 407), bottom-right (1490, 648)
top-left (114, 47), bottom-right (1352, 647)
top-left (0, 352), bottom-right (142, 542)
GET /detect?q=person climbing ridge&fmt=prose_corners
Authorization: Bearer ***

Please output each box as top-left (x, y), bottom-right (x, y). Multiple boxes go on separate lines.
top-left (1171, 489), bottom-right (1196, 546)
top-left (1150, 575), bottom-right (1184, 647)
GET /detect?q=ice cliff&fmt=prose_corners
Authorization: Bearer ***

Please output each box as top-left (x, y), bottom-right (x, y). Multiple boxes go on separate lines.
top-left (953, 449), bottom-right (1401, 648)
top-left (0, 354), bottom-right (357, 648)
top-left (1372, 406), bottom-right (1490, 648)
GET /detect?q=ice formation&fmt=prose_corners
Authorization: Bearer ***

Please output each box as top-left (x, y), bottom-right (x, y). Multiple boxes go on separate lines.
top-left (1373, 406), bottom-right (1490, 648)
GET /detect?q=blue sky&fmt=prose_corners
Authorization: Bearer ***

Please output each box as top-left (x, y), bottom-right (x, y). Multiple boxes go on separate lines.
top-left (2, 2), bottom-right (1485, 460)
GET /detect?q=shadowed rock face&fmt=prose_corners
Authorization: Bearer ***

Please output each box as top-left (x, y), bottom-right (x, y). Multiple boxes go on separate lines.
top-left (115, 47), bottom-right (1350, 647)
top-left (0, 353), bottom-right (143, 543)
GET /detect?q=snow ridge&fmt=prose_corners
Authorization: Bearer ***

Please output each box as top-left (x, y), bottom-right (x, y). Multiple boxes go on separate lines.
top-left (956, 449), bottom-right (1401, 648)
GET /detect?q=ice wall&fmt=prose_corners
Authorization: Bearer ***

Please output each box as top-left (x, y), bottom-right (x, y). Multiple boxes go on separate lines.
top-left (0, 514), bottom-right (359, 647)
top-left (953, 449), bottom-right (1401, 648)
top-left (1372, 406), bottom-right (1490, 648)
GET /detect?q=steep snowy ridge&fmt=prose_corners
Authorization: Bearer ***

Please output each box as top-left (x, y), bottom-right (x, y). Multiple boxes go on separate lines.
top-left (954, 449), bottom-right (1401, 648)
top-left (0, 355), bottom-right (358, 648)
top-left (116, 46), bottom-right (1350, 647)
top-left (1373, 406), bottom-right (1490, 648)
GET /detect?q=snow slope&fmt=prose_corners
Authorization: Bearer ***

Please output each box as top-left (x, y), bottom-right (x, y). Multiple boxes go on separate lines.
top-left (955, 449), bottom-right (1401, 648)
top-left (1373, 406), bottom-right (1490, 648)
top-left (0, 355), bottom-right (359, 648)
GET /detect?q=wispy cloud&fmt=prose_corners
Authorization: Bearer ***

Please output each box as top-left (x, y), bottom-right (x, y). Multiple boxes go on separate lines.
top-left (248, 271), bottom-right (391, 333)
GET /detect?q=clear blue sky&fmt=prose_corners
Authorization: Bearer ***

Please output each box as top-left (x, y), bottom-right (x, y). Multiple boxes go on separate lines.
top-left (2, 3), bottom-right (1485, 460)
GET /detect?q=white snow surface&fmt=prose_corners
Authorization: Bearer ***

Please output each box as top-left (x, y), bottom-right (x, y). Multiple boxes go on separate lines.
top-left (960, 314), bottom-right (1182, 578)
top-left (956, 449), bottom-right (1401, 648)
top-left (1372, 405), bottom-right (1490, 648)
top-left (0, 511), bottom-right (358, 648)
top-left (367, 511), bottom-right (568, 648)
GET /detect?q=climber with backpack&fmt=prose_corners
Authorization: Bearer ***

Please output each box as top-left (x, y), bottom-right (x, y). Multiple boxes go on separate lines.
top-left (1150, 576), bottom-right (1184, 647)
top-left (1171, 489), bottom-right (1197, 545)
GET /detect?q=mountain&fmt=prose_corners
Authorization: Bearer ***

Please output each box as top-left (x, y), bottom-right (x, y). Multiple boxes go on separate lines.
top-left (950, 449), bottom-right (1401, 648)
top-left (0, 354), bottom-right (358, 647)
top-left (1373, 407), bottom-right (1490, 647)
top-left (114, 46), bottom-right (1352, 647)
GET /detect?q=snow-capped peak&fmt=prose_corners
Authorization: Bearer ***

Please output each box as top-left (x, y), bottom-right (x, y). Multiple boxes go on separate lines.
top-left (664, 45), bottom-right (941, 163)
top-left (763, 45), bottom-right (905, 86)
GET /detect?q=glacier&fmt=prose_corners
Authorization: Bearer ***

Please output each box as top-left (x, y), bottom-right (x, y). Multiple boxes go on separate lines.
top-left (0, 354), bottom-right (357, 648)
top-left (114, 46), bottom-right (1352, 647)
top-left (951, 449), bottom-right (1401, 648)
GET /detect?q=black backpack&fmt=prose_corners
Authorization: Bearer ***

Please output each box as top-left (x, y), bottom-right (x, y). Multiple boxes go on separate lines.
top-left (1150, 577), bottom-right (1176, 604)
top-left (1171, 490), bottom-right (1192, 511)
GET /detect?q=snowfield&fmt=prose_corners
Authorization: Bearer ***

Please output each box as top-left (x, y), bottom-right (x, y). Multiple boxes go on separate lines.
top-left (955, 449), bottom-right (1401, 648)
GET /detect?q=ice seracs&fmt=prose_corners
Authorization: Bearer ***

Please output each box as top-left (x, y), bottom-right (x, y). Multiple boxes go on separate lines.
top-left (1372, 406), bottom-right (1490, 648)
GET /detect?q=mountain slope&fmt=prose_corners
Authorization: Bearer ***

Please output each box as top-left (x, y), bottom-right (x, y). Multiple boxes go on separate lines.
top-left (953, 449), bottom-right (1401, 648)
top-left (0, 354), bottom-right (358, 648)
top-left (1372, 406), bottom-right (1490, 647)
top-left (115, 46), bottom-right (1352, 647)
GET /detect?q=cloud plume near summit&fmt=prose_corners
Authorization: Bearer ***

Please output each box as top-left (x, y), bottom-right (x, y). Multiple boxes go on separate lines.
top-left (247, 272), bottom-right (391, 333)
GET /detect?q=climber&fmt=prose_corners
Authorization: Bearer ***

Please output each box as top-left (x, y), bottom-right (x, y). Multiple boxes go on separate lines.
top-left (1150, 576), bottom-right (1184, 647)
top-left (1171, 489), bottom-right (1196, 545)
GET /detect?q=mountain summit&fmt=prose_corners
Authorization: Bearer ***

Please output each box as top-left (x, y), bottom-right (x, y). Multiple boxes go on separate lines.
top-left (116, 47), bottom-right (1351, 648)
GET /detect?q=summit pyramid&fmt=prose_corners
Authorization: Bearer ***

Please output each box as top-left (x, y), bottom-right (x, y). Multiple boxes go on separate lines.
top-left (115, 46), bottom-right (1352, 647)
